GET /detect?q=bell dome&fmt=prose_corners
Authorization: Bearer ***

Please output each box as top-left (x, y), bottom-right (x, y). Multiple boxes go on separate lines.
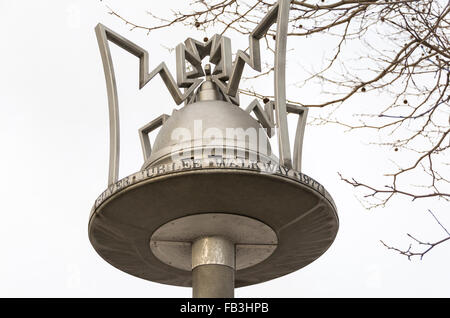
top-left (144, 99), bottom-right (276, 168)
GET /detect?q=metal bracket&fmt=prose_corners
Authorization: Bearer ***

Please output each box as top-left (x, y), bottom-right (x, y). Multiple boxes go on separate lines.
top-left (139, 114), bottom-right (170, 161)
top-left (286, 103), bottom-right (309, 172)
top-left (245, 99), bottom-right (275, 137)
top-left (246, 98), bottom-right (308, 172)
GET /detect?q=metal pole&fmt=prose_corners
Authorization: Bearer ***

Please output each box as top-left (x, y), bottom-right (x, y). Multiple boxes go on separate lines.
top-left (191, 236), bottom-right (235, 298)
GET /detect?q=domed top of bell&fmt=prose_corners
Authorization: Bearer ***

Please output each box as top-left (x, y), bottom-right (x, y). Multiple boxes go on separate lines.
top-left (142, 67), bottom-right (277, 169)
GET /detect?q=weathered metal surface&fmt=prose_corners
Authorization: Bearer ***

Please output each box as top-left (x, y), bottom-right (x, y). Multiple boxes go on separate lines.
top-left (141, 99), bottom-right (276, 169)
top-left (192, 236), bottom-right (235, 269)
top-left (89, 158), bottom-right (338, 288)
top-left (193, 265), bottom-right (234, 298)
top-left (150, 213), bottom-right (277, 271)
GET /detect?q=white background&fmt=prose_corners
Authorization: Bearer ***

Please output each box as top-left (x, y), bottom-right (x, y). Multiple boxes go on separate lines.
top-left (0, 0), bottom-right (449, 297)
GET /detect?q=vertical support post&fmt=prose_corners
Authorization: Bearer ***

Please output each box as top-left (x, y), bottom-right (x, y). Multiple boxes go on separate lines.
top-left (274, 0), bottom-right (293, 168)
top-left (95, 25), bottom-right (120, 185)
top-left (192, 237), bottom-right (235, 298)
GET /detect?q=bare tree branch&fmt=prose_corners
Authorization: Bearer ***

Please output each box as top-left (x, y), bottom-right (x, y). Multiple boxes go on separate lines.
top-left (381, 210), bottom-right (450, 260)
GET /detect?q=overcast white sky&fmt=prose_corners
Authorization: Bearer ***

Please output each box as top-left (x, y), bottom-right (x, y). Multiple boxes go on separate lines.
top-left (0, 0), bottom-right (449, 297)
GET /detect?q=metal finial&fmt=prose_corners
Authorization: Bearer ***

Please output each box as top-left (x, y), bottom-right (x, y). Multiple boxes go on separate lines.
top-left (204, 64), bottom-right (212, 76)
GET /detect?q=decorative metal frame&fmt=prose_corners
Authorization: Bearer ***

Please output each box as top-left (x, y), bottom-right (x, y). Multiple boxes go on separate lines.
top-left (246, 99), bottom-right (308, 171)
top-left (138, 114), bottom-right (170, 161)
top-left (95, 0), bottom-right (307, 186)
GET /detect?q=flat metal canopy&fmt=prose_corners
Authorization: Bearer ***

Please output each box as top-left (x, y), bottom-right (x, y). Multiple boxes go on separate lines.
top-left (89, 158), bottom-right (339, 288)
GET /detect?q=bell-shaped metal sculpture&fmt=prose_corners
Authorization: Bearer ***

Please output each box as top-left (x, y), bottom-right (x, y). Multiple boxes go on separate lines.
top-left (89, 0), bottom-right (338, 298)
top-left (144, 75), bottom-right (276, 169)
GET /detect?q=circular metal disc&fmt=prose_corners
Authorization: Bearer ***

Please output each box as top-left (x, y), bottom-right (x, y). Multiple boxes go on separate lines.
top-left (150, 213), bottom-right (278, 271)
top-left (89, 159), bottom-right (339, 288)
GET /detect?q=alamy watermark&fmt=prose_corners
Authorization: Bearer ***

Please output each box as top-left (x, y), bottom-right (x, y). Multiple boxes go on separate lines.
top-left (169, 119), bottom-right (272, 162)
